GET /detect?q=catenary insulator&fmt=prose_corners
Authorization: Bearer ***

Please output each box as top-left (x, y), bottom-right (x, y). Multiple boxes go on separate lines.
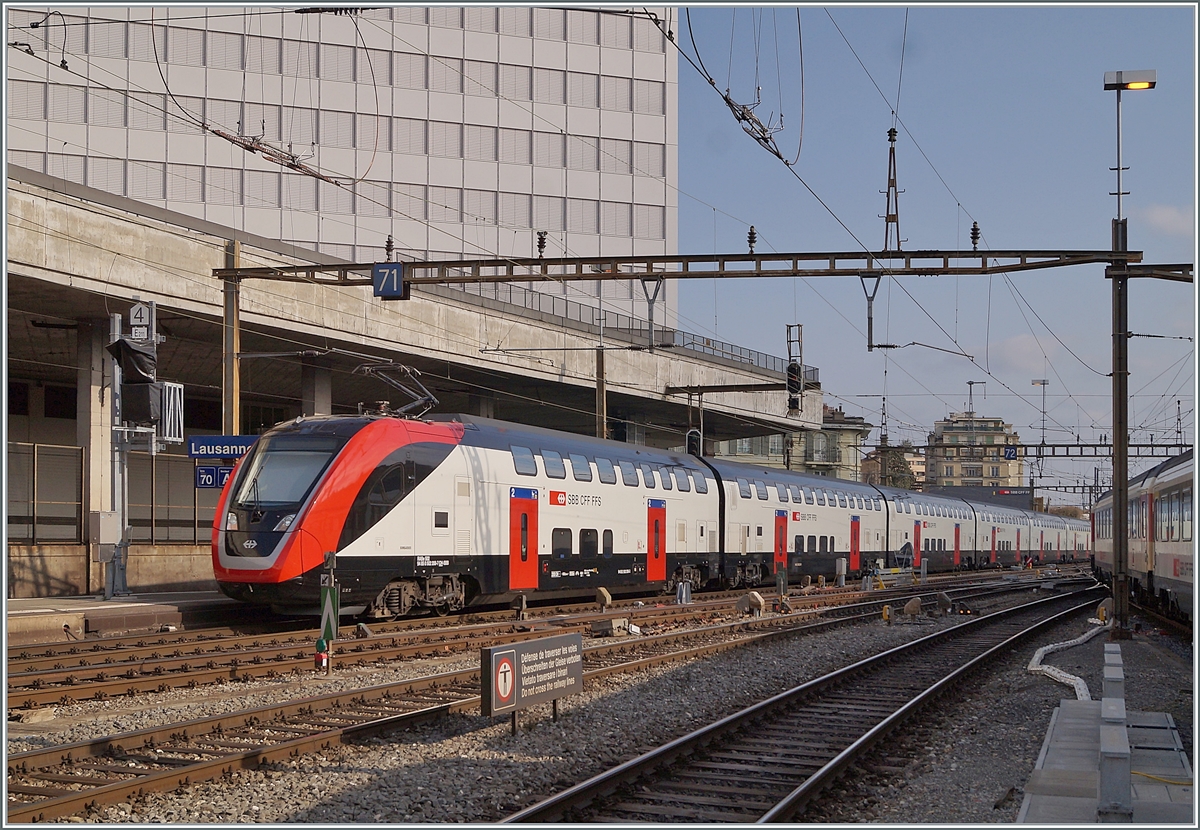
top-left (970, 221), bottom-right (981, 251)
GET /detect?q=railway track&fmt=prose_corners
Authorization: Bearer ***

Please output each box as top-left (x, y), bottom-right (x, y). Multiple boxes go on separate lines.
top-left (4, 579), bottom-right (1055, 823)
top-left (8, 576), bottom-right (1068, 710)
top-left (502, 584), bottom-right (1104, 823)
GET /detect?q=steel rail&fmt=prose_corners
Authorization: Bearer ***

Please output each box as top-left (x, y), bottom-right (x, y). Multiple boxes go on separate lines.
top-left (8, 579), bottom-right (1051, 709)
top-left (500, 585), bottom-right (1102, 823)
top-left (6, 584), bottom-right (985, 823)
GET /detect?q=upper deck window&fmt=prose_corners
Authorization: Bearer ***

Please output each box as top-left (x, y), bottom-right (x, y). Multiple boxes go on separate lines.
top-left (569, 454), bottom-right (592, 482)
top-left (595, 457), bottom-right (617, 484)
top-left (511, 446), bottom-right (538, 476)
top-left (541, 450), bottom-right (567, 479)
top-left (618, 460), bottom-right (639, 486)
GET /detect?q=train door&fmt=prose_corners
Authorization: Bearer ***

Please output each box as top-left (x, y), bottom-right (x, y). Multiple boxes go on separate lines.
top-left (647, 498), bottom-right (666, 581)
top-left (912, 520), bottom-right (922, 568)
top-left (508, 487), bottom-right (539, 590)
top-left (849, 516), bottom-right (860, 572)
top-left (990, 528), bottom-right (997, 565)
top-left (1016, 529), bottom-right (1022, 564)
top-left (1039, 530), bottom-right (1044, 563)
top-left (953, 524), bottom-right (961, 566)
top-left (773, 510), bottom-right (788, 575)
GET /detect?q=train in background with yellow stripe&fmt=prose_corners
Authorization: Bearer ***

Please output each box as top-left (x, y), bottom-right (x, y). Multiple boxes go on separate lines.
top-left (213, 412), bottom-right (1090, 618)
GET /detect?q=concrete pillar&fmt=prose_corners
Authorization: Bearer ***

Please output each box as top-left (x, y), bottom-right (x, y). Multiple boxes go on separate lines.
top-left (300, 358), bottom-right (332, 417)
top-left (467, 392), bottom-right (496, 419)
top-left (77, 320), bottom-right (112, 594)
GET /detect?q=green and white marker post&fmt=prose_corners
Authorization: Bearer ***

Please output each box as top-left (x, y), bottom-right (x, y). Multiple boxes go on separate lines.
top-left (318, 551), bottom-right (338, 676)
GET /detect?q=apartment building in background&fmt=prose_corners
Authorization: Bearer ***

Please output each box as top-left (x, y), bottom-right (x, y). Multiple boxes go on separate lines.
top-left (925, 411), bottom-right (1024, 488)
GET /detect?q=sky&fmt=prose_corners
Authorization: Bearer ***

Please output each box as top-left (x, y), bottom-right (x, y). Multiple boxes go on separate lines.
top-left (671, 4), bottom-right (1196, 498)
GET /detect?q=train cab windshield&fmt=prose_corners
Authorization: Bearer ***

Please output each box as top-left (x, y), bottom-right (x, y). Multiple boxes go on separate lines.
top-left (234, 434), bottom-right (345, 509)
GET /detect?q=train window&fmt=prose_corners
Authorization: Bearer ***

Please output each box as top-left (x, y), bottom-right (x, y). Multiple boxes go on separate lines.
top-left (737, 478), bottom-right (752, 499)
top-left (619, 461), bottom-right (639, 486)
top-left (511, 446), bottom-right (538, 476)
top-left (638, 463), bottom-right (656, 489)
top-left (1183, 488), bottom-right (1192, 541)
top-left (657, 465), bottom-right (674, 490)
top-left (602, 529), bottom-right (613, 558)
top-left (520, 513), bottom-right (529, 561)
top-left (434, 511), bottom-right (449, 529)
top-left (580, 528), bottom-right (598, 558)
top-left (837, 493), bottom-right (847, 508)
top-left (814, 490), bottom-right (825, 506)
top-left (569, 454), bottom-right (592, 482)
top-left (777, 483), bottom-right (789, 502)
top-left (904, 503), bottom-right (912, 514)
top-left (795, 535), bottom-right (804, 553)
top-left (552, 528), bottom-right (572, 559)
top-left (672, 468), bottom-right (690, 492)
top-left (754, 480), bottom-right (768, 500)
top-left (895, 501), bottom-right (902, 514)
top-left (338, 452), bottom-right (438, 551)
top-left (595, 457), bottom-right (617, 484)
top-left (805, 488), bottom-right (815, 505)
top-left (652, 519), bottom-right (661, 558)
top-left (876, 499), bottom-right (883, 511)
top-left (756, 526), bottom-right (763, 537)
top-left (789, 484), bottom-right (801, 503)
top-left (808, 534), bottom-right (817, 552)
top-left (819, 536), bottom-right (828, 553)
top-left (689, 470), bottom-right (708, 494)
top-left (541, 450), bottom-right (567, 479)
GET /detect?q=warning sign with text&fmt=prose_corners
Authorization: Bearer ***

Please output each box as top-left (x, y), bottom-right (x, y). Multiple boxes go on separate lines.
top-left (480, 632), bottom-right (583, 717)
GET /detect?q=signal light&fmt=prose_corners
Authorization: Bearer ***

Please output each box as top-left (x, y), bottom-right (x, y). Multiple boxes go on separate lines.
top-left (686, 429), bottom-right (702, 457)
top-left (786, 362), bottom-right (803, 395)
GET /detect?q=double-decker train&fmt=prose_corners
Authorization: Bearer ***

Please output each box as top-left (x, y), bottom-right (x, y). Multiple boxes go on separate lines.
top-left (213, 412), bottom-right (1090, 618)
top-left (1092, 450), bottom-right (1193, 623)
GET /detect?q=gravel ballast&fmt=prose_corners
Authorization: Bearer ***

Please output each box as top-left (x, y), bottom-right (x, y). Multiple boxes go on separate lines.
top-left (11, 597), bottom-right (1191, 823)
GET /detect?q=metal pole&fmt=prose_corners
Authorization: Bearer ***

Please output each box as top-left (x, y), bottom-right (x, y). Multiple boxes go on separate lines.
top-left (595, 348), bottom-right (606, 440)
top-left (223, 240), bottom-right (241, 436)
top-left (1116, 88), bottom-right (1123, 222)
top-left (1112, 217), bottom-right (1130, 637)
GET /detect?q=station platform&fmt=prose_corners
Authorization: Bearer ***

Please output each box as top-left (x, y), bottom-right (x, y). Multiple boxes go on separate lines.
top-left (6, 591), bottom-right (268, 645)
top-left (1018, 676), bottom-right (1193, 823)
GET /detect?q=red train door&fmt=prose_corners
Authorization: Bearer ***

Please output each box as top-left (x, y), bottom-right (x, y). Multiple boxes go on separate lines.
top-left (508, 487), bottom-right (539, 590)
top-left (953, 523), bottom-right (961, 566)
top-left (647, 499), bottom-right (666, 582)
top-left (849, 515), bottom-right (860, 572)
top-left (1016, 529), bottom-right (1022, 563)
top-left (913, 520), bottom-right (922, 567)
top-left (990, 528), bottom-right (997, 564)
top-left (774, 510), bottom-right (788, 575)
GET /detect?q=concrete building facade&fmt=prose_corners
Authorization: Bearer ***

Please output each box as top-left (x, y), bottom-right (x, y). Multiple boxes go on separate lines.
top-left (924, 411), bottom-right (1024, 488)
top-left (713, 405), bottom-right (872, 481)
top-left (6, 5), bottom-right (678, 318)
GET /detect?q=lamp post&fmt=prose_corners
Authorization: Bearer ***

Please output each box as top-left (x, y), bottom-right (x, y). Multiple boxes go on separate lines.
top-left (1104, 69), bottom-right (1155, 637)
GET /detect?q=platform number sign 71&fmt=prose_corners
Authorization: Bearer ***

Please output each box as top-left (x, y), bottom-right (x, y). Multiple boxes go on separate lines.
top-left (372, 262), bottom-right (409, 300)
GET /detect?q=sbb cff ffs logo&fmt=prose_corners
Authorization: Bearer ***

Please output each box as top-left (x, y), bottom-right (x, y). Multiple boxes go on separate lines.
top-left (550, 491), bottom-right (567, 506)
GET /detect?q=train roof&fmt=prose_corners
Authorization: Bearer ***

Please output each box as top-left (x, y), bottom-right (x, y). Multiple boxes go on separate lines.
top-left (1095, 449), bottom-right (1193, 504)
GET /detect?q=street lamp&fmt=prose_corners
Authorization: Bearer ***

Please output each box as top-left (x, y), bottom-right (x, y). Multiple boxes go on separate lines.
top-left (1103, 68), bottom-right (1155, 638)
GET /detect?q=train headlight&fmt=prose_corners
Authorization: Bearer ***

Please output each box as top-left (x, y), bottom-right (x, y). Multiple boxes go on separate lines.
top-left (226, 512), bottom-right (238, 531)
top-left (273, 513), bottom-right (297, 532)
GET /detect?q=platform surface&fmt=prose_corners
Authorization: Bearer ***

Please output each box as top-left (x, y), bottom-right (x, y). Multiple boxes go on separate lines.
top-left (1018, 699), bottom-right (1194, 823)
top-left (6, 591), bottom-right (259, 644)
